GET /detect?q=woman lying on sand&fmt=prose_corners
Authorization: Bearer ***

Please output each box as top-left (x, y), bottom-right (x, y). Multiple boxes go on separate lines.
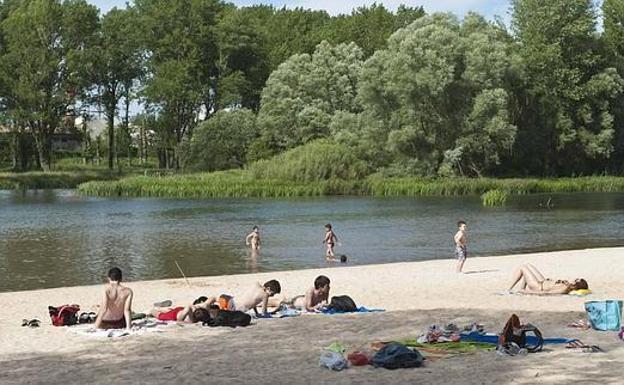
top-left (507, 264), bottom-right (588, 294)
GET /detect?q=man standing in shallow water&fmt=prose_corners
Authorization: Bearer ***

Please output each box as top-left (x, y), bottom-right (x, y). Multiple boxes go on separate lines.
top-left (454, 221), bottom-right (468, 273)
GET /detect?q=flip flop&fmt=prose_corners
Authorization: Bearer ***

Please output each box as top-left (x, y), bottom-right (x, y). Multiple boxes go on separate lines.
top-left (79, 312), bottom-right (91, 324)
top-left (25, 319), bottom-right (40, 328)
top-left (153, 300), bottom-right (172, 307)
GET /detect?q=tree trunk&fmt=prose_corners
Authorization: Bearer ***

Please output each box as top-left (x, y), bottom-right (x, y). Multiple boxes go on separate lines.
top-left (124, 86), bottom-right (132, 167)
top-left (107, 111), bottom-right (115, 170)
top-left (10, 131), bottom-right (19, 171)
top-left (32, 128), bottom-right (51, 172)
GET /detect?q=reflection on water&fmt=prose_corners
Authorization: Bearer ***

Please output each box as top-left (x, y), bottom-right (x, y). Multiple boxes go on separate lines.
top-left (0, 190), bottom-right (623, 292)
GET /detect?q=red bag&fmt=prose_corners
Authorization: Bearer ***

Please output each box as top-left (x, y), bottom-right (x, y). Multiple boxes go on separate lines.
top-left (48, 304), bottom-right (80, 326)
top-left (347, 351), bottom-right (371, 366)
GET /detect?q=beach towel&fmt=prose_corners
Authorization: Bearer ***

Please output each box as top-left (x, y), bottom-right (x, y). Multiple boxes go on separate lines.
top-left (321, 306), bottom-right (384, 315)
top-left (395, 339), bottom-right (494, 360)
top-left (460, 331), bottom-right (577, 345)
top-left (252, 307), bottom-right (300, 319)
top-left (69, 320), bottom-right (169, 338)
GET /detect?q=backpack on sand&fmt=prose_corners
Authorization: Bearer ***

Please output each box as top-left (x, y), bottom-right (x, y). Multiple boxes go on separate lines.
top-left (371, 343), bottom-right (424, 369)
top-left (204, 310), bottom-right (251, 328)
top-left (498, 314), bottom-right (543, 353)
top-left (48, 304), bottom-right (80, 326)
top-left (328, 295), bottom-right (357, 312)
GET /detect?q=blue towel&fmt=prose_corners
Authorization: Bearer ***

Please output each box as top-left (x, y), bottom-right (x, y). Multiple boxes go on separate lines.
top-left (460, 331), bottom-right (577, 345)
top-left (321, 306), bottom-right (385, 314)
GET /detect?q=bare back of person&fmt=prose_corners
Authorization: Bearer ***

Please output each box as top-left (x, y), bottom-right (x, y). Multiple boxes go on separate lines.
top-left (236, 283), bottom-right (266, 312)
top-left (97, 283), bottom-right (132, 329)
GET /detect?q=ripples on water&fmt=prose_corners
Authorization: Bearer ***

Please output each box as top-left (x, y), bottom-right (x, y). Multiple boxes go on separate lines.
top-left (0, 189), bottom-right (623, 292)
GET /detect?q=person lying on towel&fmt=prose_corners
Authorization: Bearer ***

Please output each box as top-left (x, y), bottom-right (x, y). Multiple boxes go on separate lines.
top-left (149, 297), bottom-right (216, 323)
top-left (282, 275), bottom-right (331, 312)
top-left (507, 264), bottom-right (588, 294)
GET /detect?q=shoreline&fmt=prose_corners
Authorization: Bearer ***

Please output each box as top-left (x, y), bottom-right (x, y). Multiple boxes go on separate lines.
top-left (2, 245), bottom-right (623, 296)
top-left (1, 247), bottom-right (622, 321)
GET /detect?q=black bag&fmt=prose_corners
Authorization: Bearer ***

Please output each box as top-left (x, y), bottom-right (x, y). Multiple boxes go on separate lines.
top-left (371, 343), bottom-right (424, 369)
top-left (328, 295), bottom-right (357, 312)
top-left (204, 310), bottom-right (251, 328)
top-left (498, 314), bottom-right (543, 353)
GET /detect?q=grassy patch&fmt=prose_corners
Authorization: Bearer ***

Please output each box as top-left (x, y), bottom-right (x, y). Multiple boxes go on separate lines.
top-left (77, 173), bottom-right (624, 199)
top-left (481, 189), bottom-right (510, 206)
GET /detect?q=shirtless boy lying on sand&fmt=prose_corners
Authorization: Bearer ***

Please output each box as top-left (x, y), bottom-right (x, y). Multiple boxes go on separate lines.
top-left (94, 267), bottom-right (133, 330)
top-left (507, 264), bottom-right (588, 294)
top-left (217, 280), bottom-right (281, 316)
top-left (289, 275), bottom-right (331, 312)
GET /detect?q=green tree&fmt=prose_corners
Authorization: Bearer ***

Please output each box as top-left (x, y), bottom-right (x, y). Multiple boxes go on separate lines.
top-left (183, 108), bottom-right (256, 171)
top-left (91, 7), bottom-right (144, 169)
top-left (215, 5), bottom-right (271, 111)
top-left (512, 0), bottom-right (623, 175)
top-left (324, 3), bottom-right (425, 57)
top-left (356, 13), bottom-right (520, 176)
top-left (135, 0), bottom-right (221, 169)
top-left (602, 0), bottom-right (624, 172)
top-left (252, 40), bottom-right (364, 159)
top-left (0, 0), bottom-right (98, 171)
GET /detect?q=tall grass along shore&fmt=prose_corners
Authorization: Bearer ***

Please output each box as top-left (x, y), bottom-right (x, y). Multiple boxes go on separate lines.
top-left (76, 171), bottom-right (624, 199)
top-left (0, 171), bottom-right (115, 190)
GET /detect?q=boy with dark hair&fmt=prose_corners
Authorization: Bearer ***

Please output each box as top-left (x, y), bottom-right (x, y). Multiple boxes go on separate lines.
top-left (245, 226), bottom-right (261, 251)
top-left (323, 224), bottom-right (338, 259)
top-left (217, 280), bottom-right (281, 316)
top-left (454, 220), bottom-right (468, 273)
top-left (291, 275), bottom-right (331, 312)
top-left (94, 267), bottom-right (133, 330)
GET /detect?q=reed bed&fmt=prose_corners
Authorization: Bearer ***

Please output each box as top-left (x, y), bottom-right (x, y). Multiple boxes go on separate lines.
top-left (0, 171), bottom-right (112, 190)
top-left (77, 173), bottom-right (624, 199)
top-left (481, 189), bottom-right (510, 206)
top-left (78, 170), bottom-right (361, 198)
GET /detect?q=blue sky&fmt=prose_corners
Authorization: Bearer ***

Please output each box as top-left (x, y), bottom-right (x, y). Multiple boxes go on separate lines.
top-left (88, 0), bottom-right (512, 20)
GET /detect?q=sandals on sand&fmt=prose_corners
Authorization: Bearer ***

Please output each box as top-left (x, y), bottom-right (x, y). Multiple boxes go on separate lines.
top-left (21, 319), bottom-right (40, 328)
top-left (566, 340), bottom-right (604, 353)
top-left (78, 312), bottom-right (97, 324)
top-left (153, 300), bottom-right (172, 308)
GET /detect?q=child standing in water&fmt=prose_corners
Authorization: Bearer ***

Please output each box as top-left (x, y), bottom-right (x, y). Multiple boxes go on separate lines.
top-left (246, 226), bottom-right (261, 251)
top-left (323, 223), bottom-right (338, 260)
top-left (454, 220), bottom-right (468, 273)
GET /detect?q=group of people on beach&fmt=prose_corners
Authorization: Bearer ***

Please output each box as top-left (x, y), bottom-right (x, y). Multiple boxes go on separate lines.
top-left (94, 267), bottom-right (333, 330)
top-left (94, 219), bottom-right (589, 331)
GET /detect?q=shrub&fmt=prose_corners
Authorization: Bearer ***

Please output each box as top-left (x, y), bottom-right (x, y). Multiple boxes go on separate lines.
top-left (248, 139), bottom-right (369, 182)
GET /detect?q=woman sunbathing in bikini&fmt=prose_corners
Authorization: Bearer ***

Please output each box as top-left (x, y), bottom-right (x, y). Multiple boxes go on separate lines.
top-left (507, 264), bottom-right (588, 294)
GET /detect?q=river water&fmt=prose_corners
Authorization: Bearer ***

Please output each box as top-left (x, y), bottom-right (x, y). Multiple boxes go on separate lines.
top-left (0, 189), bottom-right (623, 292)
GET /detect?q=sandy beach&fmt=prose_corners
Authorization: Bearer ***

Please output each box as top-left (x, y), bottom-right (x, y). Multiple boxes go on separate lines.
top-left (1, 247), bottom-right (623, 384)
